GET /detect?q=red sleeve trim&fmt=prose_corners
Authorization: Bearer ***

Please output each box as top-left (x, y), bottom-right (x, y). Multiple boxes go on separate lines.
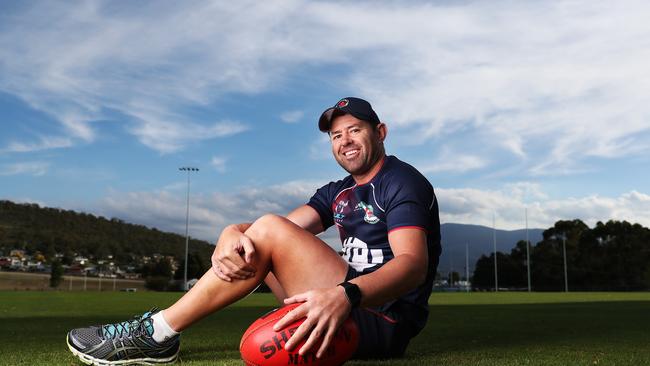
top-left (388, 225), bottom-right (427, 234)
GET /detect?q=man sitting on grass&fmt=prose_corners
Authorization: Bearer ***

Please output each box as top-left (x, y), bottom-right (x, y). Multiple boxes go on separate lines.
top-left (67, 97), bottom-right (442, 365)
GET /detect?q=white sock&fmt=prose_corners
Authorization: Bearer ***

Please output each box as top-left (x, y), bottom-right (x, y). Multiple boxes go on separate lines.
top-left (152, 310), bottom-right (180, 343)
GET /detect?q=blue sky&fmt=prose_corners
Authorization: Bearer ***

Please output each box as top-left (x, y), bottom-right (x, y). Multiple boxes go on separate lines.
top-left (1, 0), bottom-right (649, 244)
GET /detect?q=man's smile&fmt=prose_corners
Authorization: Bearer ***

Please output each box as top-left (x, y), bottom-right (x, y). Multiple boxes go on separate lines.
top-left (342, 149), bottom-right (360, 159)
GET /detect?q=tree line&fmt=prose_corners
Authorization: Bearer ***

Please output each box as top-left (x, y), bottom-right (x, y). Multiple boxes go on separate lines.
top-left (473, 219), bottom-right (650, 291)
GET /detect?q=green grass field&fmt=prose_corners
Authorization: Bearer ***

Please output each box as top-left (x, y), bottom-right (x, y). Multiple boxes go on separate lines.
top-left (1, 291), bottom-right (649, 365)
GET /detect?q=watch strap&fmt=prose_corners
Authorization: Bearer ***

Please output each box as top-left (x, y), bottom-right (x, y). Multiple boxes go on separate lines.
top-left (338, 281), bottom-right (361, 308)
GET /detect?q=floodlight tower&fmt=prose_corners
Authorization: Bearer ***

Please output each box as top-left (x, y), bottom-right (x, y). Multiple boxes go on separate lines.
top-left (493, 213), bottom-right (498, 292)
top-left (179, 166), bottom-right (199, 291)
top-left (526, 208), bottom-right (531, 292)
top-left (552, 232), bottom-right (569, 293)
top-left (562, 234), bottom-right (568, 292)
top-left (465, 242), bottom-right (470, 293)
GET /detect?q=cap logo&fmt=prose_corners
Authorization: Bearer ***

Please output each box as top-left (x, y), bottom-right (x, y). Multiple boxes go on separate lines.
top-left (336, 99), bottom-right (349, 108)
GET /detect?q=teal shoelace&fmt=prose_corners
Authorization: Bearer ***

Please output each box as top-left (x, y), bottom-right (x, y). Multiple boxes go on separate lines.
top-left (102, 309), bottom-right (156, 339)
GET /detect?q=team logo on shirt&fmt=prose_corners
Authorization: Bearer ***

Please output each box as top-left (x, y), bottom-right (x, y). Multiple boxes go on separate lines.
top-left (355, 201), bottom-right (380, 224)
top-left (334, 200), bottom-right (348, 222)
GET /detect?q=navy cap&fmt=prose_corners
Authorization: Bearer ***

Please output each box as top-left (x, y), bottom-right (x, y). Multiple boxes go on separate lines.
top-left (318, 97), bottom-right (381, 132)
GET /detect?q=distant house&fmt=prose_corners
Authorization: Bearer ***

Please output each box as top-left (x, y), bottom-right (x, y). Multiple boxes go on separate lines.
top-left (26, 261), bottom-right (46, 272)
top-left (122, 273), bottom-right (141, 280)
top-left (9, 258), bottom-right (24, 271)
top-left (165, 256), bottom-right (179, 272)
top-left (66, 264), bottom-right (86, 275)
top-left (10, 249), bottom-right (25, 258)
top-left (114, 267), bottom-right (126, 277)
top-left (73, 256), bottom-right (89, 265)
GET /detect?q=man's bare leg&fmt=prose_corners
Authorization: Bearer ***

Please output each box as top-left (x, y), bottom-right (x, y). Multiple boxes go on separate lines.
top-left (162, 214), bottom-right (348, 332)
top-left (265, 272), bottom-right (288, 303)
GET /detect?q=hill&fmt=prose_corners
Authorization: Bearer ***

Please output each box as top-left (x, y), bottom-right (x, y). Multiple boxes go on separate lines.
top-left (438, 223), bottom-right (544, 275)
top-left (0, 200), bottom-right (213, 274)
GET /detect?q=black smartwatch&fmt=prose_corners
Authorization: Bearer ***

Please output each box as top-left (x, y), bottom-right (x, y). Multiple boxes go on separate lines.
top-left (338, 281), bottom-right (362, 308)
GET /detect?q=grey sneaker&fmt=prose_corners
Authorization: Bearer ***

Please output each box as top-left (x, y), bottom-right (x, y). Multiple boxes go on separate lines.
top-left (67, 309), bottom-right (180, 365)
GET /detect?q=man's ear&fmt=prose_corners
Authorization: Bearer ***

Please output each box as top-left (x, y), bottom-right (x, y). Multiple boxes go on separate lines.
top-left (376, 123), bottom-right (387, 142)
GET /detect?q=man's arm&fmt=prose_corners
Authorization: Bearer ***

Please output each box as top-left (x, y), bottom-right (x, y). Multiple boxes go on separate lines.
top-left (286, 205), bottom-right (325, 234)
top-left (348, 227), bottom-right (428, 307)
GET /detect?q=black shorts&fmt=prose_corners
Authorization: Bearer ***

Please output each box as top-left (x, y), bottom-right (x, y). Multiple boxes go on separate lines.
top-left (345, 266), bottom-right (419, 359)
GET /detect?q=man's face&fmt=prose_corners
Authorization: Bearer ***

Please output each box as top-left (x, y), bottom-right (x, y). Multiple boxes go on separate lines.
top-left (329, 114), bottom-right (386, 176)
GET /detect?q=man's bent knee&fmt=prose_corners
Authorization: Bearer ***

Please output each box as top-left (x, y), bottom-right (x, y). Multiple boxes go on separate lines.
top-left (254, 213), bottom-right (289, 227)
top-left (247, 214), bottom-right (297, 243)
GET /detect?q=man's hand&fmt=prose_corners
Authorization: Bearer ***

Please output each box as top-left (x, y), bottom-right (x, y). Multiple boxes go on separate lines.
top-left (273, 286), bottom-right (352, 358)
top-left (211, 225), bottom-right (256, 281)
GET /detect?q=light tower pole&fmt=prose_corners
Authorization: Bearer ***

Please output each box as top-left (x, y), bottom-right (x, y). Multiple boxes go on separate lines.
top-left (552, 232), bottom-right (569, 293)
top-left (179, 166), bottom-right (199, 291)
top-left (465, 242), bottom-right (470, 293)
top-left (562, 234), bottom-right (568, 293)
top-left (526, 208), bottom-right (531, 292)
top-left (493, 213), bottom-right (498, 292)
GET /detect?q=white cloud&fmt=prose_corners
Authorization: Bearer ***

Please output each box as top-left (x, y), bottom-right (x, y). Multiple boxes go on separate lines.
top-left (0, 161), bottom-right (49, 176)
top-left (280, 110), bottom-right (304, 124)
top-left (349, 1), bottom-right (650, 173)
top-left (0, 1), bottom-right (266, 153)
top-left (99, 180), bottom-right (325, 242)
top-left (419, 148), bottom-right (488, 174)
top-left (437, 186), bottom-right (650, 230)
top-left (60, 114), bottom-right (95, 142)
top-left (210, 156), bottom-right (227, 173)
top-left (128, 116), bottom-right (248, 154)
top-left (1, 136), bottom-right (73, 153)
top-left (1, 0), bottom-right (648, 170)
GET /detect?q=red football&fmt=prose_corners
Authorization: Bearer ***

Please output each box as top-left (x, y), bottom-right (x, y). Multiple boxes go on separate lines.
top-left (240, 303), bottom-right (359, 366)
